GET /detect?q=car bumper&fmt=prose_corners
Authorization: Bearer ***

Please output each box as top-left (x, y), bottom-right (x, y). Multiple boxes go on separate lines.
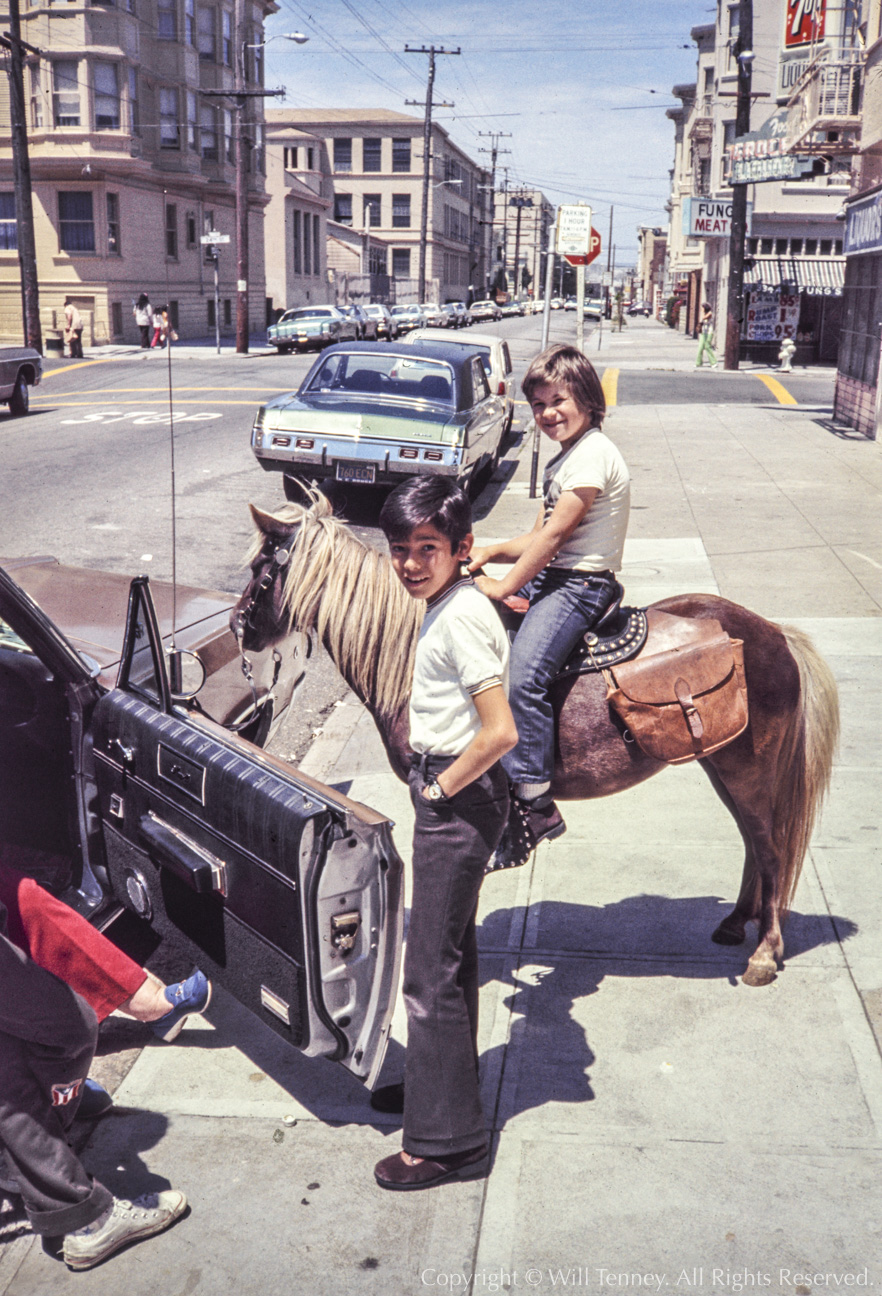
top-left (252, 429), bottom-right (464, 483)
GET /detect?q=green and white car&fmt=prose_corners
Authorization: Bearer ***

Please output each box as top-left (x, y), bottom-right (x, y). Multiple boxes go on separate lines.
top-left (267, 305), bottom-right (359, 354)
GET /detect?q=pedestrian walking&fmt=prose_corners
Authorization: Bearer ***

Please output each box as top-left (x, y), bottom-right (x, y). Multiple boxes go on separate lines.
top-left (133, 294), bottom-right (153, 348)
top-left (695, 303), bottom-right (718, 368)
top-left (63, 299), bottom-right (83, 360)
top-left (372, 476), bottom-right (517, 1191)
top-left (149, 304), bottom-right (165, 349)
top-left (0, 896), bottom-right (188, 1270)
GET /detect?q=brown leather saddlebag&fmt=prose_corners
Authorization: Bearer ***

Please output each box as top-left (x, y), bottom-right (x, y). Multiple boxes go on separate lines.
top-left (604, 613), bottom-right (748, 765)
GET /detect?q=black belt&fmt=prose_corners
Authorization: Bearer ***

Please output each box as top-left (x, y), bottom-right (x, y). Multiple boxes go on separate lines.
top-left (409, 752), bottom-right (457, 777)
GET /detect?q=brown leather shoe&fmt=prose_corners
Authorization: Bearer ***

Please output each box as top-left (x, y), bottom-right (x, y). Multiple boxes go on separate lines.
top-left (374, 1145), bottom-right (489, 1191)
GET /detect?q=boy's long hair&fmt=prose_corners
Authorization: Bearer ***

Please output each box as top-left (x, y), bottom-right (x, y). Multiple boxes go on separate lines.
top-left (378, 475), bottom-right (472, 552)
top-left (522, 344), bottom-right (606, 429)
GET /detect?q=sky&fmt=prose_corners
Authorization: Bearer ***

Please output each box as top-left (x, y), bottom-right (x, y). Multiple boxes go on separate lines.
top-left (261, 0), bottom-right (716, 265)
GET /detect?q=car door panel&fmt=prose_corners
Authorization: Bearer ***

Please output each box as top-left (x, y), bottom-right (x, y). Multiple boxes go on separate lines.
top-left (91, 579), bottom-right (403, 1084)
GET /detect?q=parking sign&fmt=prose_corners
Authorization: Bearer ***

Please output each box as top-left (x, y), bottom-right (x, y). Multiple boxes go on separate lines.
top-left (556, 205), bottom-right (593, 256)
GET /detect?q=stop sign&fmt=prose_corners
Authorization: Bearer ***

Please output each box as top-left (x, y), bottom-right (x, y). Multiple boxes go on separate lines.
top-left (565, 228), bottom-right (602, 266)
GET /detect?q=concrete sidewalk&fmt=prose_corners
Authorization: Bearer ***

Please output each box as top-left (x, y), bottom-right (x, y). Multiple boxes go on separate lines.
top-left (3, 323), bottom-right (881, 1295)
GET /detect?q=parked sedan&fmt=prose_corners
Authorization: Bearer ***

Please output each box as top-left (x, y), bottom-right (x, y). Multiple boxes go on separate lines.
top-left (251, 341), bottom-right (507, 498)
top-left (0, 347), bottom-right (42, 417)
top-left (470, 299), bottom-right (501, 323)
top-left (0, 558), bottom-right (403, 1087)
top-left (389, 304), bottom-right (426, 333)
top-left (420, 303), bottom-right (447, 327)
top-left (338, 304), bottom-right (379, 341)
top-left (402, 327), bottom-right (516, 439)
top-left (362, 303), bottom-right (400, 339)
top-left (267, 305), bottom-right (358, 354)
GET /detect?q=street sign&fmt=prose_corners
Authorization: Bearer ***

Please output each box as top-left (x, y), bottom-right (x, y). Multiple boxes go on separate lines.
top-left (556, 204), bottom-right (593, 256)
top-left (565, 228), bottom-right (602, 266)
top-left (200, 232), bottom-right (231, 244)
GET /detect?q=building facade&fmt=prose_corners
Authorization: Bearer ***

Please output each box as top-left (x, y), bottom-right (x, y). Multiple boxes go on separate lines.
top-left (664, 2), bottom-right (850, 363)
top-left (0, 0), bottom-right (275, 348)
top-left (636, 225), bottom-right (667, 313)
top-left (490, 187), bottom-right (555, 301)
top-left (264, 108), bottom-right (490, 306)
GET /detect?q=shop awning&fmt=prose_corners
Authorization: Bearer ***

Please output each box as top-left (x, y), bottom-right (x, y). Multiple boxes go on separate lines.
top-left (744, 257), bottom-right (845, 296)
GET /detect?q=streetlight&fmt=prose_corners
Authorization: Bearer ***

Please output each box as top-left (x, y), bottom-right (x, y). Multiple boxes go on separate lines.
top-left (235, 30), bottom-right (308, 352)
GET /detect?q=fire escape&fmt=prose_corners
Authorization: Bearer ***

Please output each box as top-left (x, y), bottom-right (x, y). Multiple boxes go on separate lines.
top-left (785, 47), bottom-right (864, 156)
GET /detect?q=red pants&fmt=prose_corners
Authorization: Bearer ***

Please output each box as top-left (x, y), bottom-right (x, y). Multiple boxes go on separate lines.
top-left (0, 865), bottom-right (145, 1022)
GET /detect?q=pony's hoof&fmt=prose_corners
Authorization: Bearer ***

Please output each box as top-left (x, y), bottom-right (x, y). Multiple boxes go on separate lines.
top-left (741, 961), bottom-right (777, 987)
top-left (712, 923), bottom-right (745, 947)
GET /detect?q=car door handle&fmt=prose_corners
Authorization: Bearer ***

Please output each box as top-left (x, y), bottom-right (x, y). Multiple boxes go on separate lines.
top-left (139, 812), bottom-right (228, 896)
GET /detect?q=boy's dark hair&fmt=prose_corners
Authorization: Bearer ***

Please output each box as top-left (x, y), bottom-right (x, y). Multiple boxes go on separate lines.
top-left (379, 475), bottom-right (472, 552)
top-left (522, 344), bottom-right (606, 429)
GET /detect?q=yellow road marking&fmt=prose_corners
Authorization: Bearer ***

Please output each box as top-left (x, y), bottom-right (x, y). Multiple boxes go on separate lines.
top-left (601, 367), bottom-right (619, 408)
top-left (41, 359), bottom-right (122, 378)
top-left (755, 373), bottom-right (797, 405)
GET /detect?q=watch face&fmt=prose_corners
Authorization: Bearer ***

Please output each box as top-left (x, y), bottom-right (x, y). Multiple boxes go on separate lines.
top-left (427, 781), bottom-right (442, 800)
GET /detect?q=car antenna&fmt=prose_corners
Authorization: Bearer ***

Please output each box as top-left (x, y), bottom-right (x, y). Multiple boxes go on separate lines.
top-left (163, 222), bottom-right (181, 693)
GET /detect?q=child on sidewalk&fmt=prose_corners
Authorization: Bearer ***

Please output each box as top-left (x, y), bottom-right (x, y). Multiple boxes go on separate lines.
top-left (468, 343), bottom-right (630, 850)
top-left (373, 475), bottom-right (517, 1191)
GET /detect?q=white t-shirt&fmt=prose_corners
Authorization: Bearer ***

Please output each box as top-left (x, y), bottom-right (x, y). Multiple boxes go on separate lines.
top-left (543, 428), bottom-right (630, 572)
top-left (409, 578), bottom-right (510, 757)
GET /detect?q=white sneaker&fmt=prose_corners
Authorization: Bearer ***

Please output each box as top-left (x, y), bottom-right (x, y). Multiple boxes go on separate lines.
top-left (62, 1191), bottom-right (187, 1270)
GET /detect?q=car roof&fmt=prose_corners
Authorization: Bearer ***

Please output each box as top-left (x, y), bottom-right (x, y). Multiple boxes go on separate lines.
top-left (406, 328), bottom-right (500, 352)
top-left (308, 340), bottom-right (470, 373)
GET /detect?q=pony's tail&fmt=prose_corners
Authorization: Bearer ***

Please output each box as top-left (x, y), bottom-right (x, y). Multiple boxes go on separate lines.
top-left (774, 625), bottom-right (840, 916)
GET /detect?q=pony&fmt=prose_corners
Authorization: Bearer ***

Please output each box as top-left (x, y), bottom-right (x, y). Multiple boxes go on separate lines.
top-left (236, 491), bottom-right (840, 988)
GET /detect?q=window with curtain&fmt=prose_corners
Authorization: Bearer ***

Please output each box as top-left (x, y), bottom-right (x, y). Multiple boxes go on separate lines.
top-left (363, 137), bottom-right (381, 171)
top-left (30, 65), bottom-right (43, 128)
top-left (333, 138), bottom-right (352, 172)
top-left (392, 138), bottom-right (410, 172)
top-left (197, 7), bottom-right (215, 60)
top-left (93, 62), bottom-right (120, 129)
top-left (200, 105), bottom-right (217, 159)
top-left (59, 192), bottom-right (95, 252)
top-left (53, 61), bottom-right (80, 127)
top-left (224, 110), bottom-right (234, 163)
top-left (159, 88), bottom-right (179, 148)
top-left (157, 0), bottom-right (177, 39)
top-left (392, 194), bottom-right (410, 228)
top-left (187, 91), bottom-right (197, 149)
top-left (107, 192), bottom-right (120, 254)
top-left (0, 194), bottom-right (17, 250)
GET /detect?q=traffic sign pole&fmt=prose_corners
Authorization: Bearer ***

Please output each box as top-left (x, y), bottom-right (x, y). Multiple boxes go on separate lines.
top-left (576, 262), bottom-right (585, 354)
top-left (200, 232), bottom-right (229, 353)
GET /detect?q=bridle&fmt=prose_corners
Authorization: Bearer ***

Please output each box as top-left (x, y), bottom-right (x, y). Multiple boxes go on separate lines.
top-left (223, 534), bottom-right (293, 734)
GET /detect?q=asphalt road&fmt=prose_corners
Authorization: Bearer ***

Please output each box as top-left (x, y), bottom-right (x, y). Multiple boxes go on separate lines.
top-left (0, 312), bottom-right (835, 760)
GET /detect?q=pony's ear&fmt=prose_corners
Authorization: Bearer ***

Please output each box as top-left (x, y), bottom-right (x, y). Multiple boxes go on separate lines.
top-left (248, 503), bottom-right (296, 539)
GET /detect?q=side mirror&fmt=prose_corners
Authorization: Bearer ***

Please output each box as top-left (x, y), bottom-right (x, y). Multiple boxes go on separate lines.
top-left (168, 648), bottom-right (206, 701)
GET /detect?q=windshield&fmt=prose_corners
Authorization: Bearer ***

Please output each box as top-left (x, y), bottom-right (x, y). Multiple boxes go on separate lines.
top-left (305, 352), bottom-right (456, 405)
top-left (283, 308), bottom-right (333, 321)
top-left (363, 306), bottom-right (383, 316)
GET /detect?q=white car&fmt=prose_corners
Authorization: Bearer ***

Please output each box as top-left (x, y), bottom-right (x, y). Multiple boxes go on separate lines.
top-left (390, 304), bottom-right (426, 333)
top-left (420, 303), bottom-right (447, 327)
top-left (402, 326), bottom-right (516, 439)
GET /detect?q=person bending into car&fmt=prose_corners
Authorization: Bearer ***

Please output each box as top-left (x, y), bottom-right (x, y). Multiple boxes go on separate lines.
top-left (467, 343), bottom-right (630, 855)
top-left (0, 895), bottom-right (188, 1270)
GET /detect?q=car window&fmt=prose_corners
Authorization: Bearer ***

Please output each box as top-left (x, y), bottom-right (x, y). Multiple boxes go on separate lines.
top-left (283, 308), bottom-right (334, 321)
top-left (120, 589), bottom-right (163, 705)
top-left (0, 616), bottom-right (34, 655)
top-left (305, 353), bottom-right (455, 403)
top-left (470, 357), bottom-right (490, 402)
top-left (502, 342), bottom-right (512, 374)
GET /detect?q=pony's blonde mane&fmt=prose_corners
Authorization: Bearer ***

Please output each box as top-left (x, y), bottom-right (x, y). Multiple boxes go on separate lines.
top-left (247, 491), bottom-right (422, 718)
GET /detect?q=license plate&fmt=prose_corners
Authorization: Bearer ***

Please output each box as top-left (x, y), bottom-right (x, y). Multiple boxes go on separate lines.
top-left (336, 462), bottom-right (376, 484)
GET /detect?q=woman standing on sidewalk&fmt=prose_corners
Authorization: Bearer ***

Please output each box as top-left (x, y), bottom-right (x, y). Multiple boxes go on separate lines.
top-left (695, 303), bottom-right (719, 368)
top-left (133, 294), bottom-right (154, 348)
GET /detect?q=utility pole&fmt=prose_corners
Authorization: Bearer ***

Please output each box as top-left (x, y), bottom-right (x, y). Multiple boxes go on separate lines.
top-left (405, 44), bottom-right (460, 302)
top-left (605, 205), bottom-right (614, 318)
top-left (478, 131), bottom-right (510, 295)
top-left (2, 0), bottom-right (42, 351)
top-left (724, 0), bottom-right (753, 369)
top-left (510, 191), bottom-right (533, 298)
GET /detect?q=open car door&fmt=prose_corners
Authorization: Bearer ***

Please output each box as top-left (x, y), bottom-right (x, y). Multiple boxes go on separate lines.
top-left (91, 577), bottom-right (403, 1087)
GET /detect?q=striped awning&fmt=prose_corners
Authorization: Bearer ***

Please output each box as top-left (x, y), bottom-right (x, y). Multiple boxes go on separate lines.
top-left (744, 257), bottom-right (845, 296)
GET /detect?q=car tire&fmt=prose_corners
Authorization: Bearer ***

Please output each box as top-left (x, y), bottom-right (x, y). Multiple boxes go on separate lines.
top-left (276, 345), bottom-right (292, 355)
top-left (9, 373), bottom-right (29, 417)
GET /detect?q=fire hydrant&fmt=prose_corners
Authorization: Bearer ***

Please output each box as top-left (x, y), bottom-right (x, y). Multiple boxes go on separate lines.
top-left (778, 337), bottom-right (797, 373)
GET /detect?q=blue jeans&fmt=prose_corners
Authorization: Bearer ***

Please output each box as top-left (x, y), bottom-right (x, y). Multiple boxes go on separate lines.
top-left (502, 567), bottom-right (618, 786)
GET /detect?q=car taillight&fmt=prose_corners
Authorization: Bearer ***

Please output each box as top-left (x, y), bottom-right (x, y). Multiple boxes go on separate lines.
top-left (424, 450), bottom-right (443, 461)
top-left (497, 381), bottom-right (505, 395)
top-left (399, 447), bottom-right (418, 459)
top-left (271, 435), bottom-right (291, 447)
top-left (296, 437), bottom-right (314, 449)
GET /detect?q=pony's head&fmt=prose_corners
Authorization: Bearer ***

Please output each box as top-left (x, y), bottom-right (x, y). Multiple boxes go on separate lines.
top-left (235, 490), bottom-right (421, 718)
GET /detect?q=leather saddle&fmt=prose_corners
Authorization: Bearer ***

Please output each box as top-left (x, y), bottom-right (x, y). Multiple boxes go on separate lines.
top-left (497, 580), bottom-right (648, 678)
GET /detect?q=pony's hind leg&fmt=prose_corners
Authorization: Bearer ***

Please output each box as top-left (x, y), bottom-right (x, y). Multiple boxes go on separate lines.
top-left (702, 752), bottom-right (785, 985)
top-left (700, 758), bottom-right (760, 948)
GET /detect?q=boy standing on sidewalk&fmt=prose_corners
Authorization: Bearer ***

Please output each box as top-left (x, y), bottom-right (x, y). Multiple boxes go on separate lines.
top-left (374, 476), bottom-right (517, 1191)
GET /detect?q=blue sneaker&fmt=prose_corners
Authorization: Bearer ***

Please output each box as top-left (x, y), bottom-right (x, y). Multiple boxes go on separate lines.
top-left (151, 970), bottom-right (212, 1042)
top-left (76, 1078), bottom-right (113, 1120)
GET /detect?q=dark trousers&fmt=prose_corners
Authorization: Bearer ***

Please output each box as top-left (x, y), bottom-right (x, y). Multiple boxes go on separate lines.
top-left (0, 923), bottom-right (112, 1235)
top-left (138, 324), bottom-right (150, 347)
top-left (68, 330), bottom-right (84, 359)
top-left (403, 757), bottom-right (509, 1158)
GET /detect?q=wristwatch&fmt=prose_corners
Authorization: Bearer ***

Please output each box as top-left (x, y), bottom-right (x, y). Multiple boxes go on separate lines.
top-left (423, 778), bottom-right (450, 804)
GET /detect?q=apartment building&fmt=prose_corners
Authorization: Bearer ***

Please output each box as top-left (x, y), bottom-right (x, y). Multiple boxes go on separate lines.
top-left (264, 124), bottom-right (330, 312)
top-left (665, 2), bottom-right (849, 364)
top-left (636, 225), bottom-right (667, 312)
top-left (0, 0), bottom-right (275, 347)
top-left (264, 108), bottom-right (491, 305)
top-left (490, 186), bottom-right (555, 300)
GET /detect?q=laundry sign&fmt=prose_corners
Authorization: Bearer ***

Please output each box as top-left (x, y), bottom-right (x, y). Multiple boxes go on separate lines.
top-left (685, 198), bottom-right (734, 238)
